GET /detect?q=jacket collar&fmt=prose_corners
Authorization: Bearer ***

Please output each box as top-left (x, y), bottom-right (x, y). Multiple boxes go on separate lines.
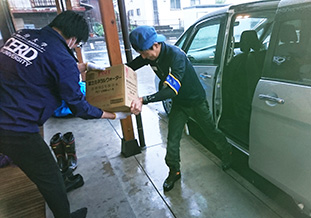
top-left (43, 26), bottom-right (78, 62)
top-left (155, 42), bottom-right (165, 64)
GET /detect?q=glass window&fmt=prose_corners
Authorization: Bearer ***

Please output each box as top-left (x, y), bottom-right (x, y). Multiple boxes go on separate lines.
top-left (190, 0), bottom-right (200, 6)
top-left (267, 19), bottom-right (311, 83)
top-left (233, 16), bottom-right (267, 42)
top-left (186, 21), bottom-right (220, 64)
top-left (262, 4), bottom-right (311, 85)
top-left (231, 12), bottom-right (275, 56)
top-left (170, 0), bottom-right (181, 10)
top-left (136, 8), bottom-right (140, 16)
top-left (175, 25), bottom-right (194, 50)
top-left (30, 0), bottom-right (55, 7)
top-left (175, 33), bottom-right (187, 49)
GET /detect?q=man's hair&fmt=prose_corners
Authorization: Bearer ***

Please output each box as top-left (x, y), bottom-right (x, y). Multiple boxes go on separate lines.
top-left (132, 43), bottom-right (154, 52)
top-left (48, 10), bottom-right (89, 43)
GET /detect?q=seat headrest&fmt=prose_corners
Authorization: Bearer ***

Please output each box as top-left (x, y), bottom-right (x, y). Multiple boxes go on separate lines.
top-left (240, 30), bottom-right (261, 53)
top-left (279, 24), bottom-right (297, 43)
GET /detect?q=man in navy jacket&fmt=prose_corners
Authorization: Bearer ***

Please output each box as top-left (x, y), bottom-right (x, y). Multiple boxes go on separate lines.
top-left (0, 11), bottom-right (127, 218)
top-left (129, 26), bottom-right (232, 192)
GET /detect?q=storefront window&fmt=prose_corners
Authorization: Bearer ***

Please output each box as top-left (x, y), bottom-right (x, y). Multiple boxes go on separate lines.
top-left (2, 0), bottom-right (183, 67)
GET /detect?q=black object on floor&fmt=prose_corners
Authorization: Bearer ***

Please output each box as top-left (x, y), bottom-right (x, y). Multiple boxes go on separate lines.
top-left (64, 173), bottom-right (84, 193)
top-left (70, 207), bottom-right (87, 218)
top-left (121, 138), bottom-right (141, 157)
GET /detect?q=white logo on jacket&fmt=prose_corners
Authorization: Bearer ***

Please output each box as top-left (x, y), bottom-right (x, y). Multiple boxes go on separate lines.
top-left (1, 37), bottom-right (38, 67)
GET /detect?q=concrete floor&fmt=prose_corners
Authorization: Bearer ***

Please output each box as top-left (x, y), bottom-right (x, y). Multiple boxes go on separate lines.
top-left (44, 104), bottom-right (294, 218)
top-left (44, 66), bottom-right (295, 218)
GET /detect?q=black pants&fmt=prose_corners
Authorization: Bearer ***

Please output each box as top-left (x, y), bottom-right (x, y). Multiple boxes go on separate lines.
top-left (0, 129), bottom-right (70, 218)
top-left (165, 100), bottom-right (230, 171)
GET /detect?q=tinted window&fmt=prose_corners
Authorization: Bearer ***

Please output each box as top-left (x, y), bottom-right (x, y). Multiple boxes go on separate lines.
top-left (231, 12), bottom-right (275, 56)
top-left (175, 26), bottom-right (193, 49)
top-left (264, 4), bottom-right (311, 85)
top-left (186, 19), bottom-right (222, 65)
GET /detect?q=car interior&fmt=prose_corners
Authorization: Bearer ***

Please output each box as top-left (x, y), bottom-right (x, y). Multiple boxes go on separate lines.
top-left (219, 13), bottom-right (275, 148)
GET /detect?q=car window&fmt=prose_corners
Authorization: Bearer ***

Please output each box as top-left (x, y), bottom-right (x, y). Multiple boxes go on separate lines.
top-left (231, 12), bottom-right (275, 56)
top-left (176, 34), bottom-right (187, 49)
top-left (234, 17), bottom-right (266, 42)
top-left (186, 18), bottom-right (223, 65)
top-left (175, 26), bottom-right (193, 49)
top-left (264, 5), bottom-right (311, 85)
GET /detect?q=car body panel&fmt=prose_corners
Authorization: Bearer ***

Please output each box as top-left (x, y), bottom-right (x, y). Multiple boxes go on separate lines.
top-left (249, 0), bottom-right (311, 212)
top-left (250, 80), bottom-right (311, 209)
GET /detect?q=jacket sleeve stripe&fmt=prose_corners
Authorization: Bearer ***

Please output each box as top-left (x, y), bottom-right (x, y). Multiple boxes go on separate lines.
top-left (164, 73), bottom-right (181, 94)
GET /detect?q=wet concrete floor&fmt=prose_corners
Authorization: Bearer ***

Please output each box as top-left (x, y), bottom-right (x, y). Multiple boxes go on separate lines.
top-left (44, 66), bottom-right (295, 218)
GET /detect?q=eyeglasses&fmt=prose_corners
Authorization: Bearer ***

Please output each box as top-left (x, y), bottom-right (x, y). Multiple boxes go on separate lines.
top-left (76, 41), bottom-right (84, 48)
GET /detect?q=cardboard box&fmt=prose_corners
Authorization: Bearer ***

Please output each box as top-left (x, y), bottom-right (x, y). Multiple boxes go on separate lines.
top-left (86, 64), bottom-right (138, 112)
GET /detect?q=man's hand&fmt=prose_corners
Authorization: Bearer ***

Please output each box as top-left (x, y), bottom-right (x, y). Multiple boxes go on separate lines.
top-left (131, 97), bottom-right (143, 115)
top-left (77, 62), bottom-right (87, 73)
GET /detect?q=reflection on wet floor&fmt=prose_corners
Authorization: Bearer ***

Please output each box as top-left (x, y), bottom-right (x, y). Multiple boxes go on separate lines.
top-left (44, 104), bottom-right (293, 217)
top-left (44, 64), bottom-right (295, 218)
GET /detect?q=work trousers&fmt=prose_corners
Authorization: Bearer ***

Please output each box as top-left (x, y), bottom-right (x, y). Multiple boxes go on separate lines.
top-left (165, 100), bottom-right (230, 172)
top-left (0, 129), bottom-right (70, 218)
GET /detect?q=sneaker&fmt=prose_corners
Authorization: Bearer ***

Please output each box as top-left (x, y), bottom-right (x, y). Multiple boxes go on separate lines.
top-left (70, 207), bottom-right (87, 218)
top-left (163, 171), bottom-right (181, 192)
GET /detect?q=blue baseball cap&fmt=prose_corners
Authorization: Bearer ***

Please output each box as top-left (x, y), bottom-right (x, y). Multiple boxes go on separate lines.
top-left (129, 26), bottom-right (166, 51)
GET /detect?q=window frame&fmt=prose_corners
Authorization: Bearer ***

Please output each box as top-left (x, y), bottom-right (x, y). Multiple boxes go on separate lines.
top-left (170, 0), bottom-right (181, 10)
top-left (182, 15), bottom-right (226, 66)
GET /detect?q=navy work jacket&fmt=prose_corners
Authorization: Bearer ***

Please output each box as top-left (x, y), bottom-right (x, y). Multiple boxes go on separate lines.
top-left (127, 42), bottom-right (206, 106)
top-left (0, 26), bottom-right (102, 133)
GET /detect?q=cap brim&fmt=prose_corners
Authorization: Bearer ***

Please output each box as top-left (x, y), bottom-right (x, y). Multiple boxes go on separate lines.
top-left (156, 34), bottom-right (166, 42)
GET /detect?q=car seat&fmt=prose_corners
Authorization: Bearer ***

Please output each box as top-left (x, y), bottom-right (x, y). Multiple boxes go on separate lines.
top-left (221, 30), bottom-right (266, 144)
top-left (229, 30), bottom-right (264, 120)
top-left (274, 24), bottom-right (300, 80)
top-left (277, 24), bottom-right (298, 56)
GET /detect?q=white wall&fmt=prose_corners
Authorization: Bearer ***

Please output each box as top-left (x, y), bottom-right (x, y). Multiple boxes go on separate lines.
top-left (156, 0), bottom-right (186, 29)
top-left (8, 0), bottom-right (32, 9)
top-left (125, 0), bottom-right (227, 29)
top-left (126, 0), bottom-right (154, 26)
top-left (183, 5), bottom-right (226, 29)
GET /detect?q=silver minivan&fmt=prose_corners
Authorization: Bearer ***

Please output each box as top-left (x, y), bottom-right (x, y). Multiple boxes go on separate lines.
top-left (164, 0), bottom-right (311, 216)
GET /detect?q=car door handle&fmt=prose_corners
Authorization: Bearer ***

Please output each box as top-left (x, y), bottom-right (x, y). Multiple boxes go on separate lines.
top-left (258, 94), bottom-right (285, 104)
top-left (200, 72), bottom-right (212, 80)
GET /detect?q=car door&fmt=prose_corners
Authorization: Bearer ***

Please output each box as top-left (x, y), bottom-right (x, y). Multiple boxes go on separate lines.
top-left (249, 1), bottom-right (311, 212)
top-left (181, 15), bottom-right (226, 112)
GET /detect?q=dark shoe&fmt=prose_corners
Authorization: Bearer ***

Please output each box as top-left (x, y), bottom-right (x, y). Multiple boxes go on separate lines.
top-left (222, 150), bottom-right (232, 171)
top-left (163, 171), bottom-right (181, 192)
top-left (70, 207), bottom-right (87, 218)
top-left (64, 173), bottom-right (84, 192)
top-left (50, 133), bottom-right (67, 172)
top-left (63, 132), bottom-right (78, 171)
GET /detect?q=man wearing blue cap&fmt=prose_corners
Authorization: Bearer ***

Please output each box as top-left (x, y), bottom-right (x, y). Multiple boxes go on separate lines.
top-left (128, 26), bottom-right (233, 192)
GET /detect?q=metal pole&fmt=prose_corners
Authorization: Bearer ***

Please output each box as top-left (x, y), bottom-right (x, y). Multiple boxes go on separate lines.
top-left (117, 0), bottom-right (146, 148)
top-left (0, 0), bottom-right (15, 42)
